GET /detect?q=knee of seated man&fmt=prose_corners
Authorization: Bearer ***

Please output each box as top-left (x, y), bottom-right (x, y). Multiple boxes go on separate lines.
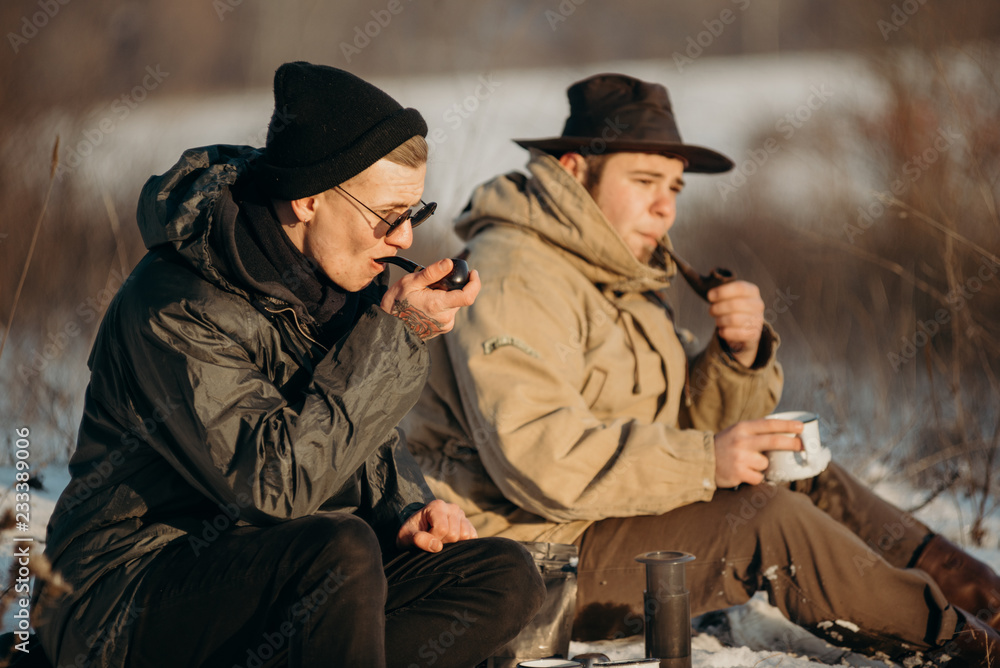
top-left (473, 538), bottom-right (546, 614)
top-left (290, 514), bottom-right (384, 579)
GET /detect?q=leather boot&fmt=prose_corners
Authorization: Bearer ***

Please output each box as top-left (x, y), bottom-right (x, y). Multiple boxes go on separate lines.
top-left (914, 534), bottom-right (1000, 632)
top-left (935, 610), bottom-right (1000, 668)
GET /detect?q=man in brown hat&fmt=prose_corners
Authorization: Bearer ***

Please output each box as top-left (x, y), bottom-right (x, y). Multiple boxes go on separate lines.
top-left (402, 73), bottom-right (1000, 664)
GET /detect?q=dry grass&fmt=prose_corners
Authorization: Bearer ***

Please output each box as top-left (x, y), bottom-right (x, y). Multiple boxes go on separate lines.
top-left (669, 44), bottom-right (1000, 545)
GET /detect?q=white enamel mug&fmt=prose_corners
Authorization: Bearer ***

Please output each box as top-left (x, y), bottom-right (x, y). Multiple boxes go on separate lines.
top-left (763, 411), bottom-right (831, 482)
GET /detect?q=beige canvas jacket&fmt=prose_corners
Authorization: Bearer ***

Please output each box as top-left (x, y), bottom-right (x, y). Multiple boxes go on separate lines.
top-left (403, 151), bottom-right (783, 544)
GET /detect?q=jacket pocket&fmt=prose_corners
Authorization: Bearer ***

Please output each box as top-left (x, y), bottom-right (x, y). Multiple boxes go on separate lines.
top-left (580, 367), bottom-right (608, 409)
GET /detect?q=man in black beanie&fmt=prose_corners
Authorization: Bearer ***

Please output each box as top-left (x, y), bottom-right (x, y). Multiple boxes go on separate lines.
top-left (33, 62), bottom-right (545, 668)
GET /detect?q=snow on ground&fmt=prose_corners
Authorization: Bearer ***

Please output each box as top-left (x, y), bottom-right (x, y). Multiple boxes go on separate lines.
top-left (2, 463), bottom-right (997, 667)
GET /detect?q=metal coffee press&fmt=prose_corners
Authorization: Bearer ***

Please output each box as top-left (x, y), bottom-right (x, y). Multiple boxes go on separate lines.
top-left (634, 551), bottom-right (696, 668)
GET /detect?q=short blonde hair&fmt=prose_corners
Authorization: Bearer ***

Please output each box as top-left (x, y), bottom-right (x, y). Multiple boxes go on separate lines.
top-left (384, 135), bottom-right (428, 167)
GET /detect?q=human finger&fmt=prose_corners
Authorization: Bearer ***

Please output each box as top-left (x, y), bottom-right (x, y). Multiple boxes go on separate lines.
top-left (715, 314), bottom-right (763, 337)
top-left (746, 418), bottom-right (804, 436)
top-left (424, 500), bottom-right (465, 543)
top-left (414, 258), bottom-right (455, 288)
top-left (754, 433), bottom-right (802, 452)
top-left (707, 280), bottom-right (761, 303)
top-left (459, 517), bottom-right (478, 541)
top-left (410, 530), bottom-right (444, 553)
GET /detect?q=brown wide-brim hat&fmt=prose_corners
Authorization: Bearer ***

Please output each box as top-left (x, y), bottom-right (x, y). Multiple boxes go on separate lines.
top-left (514, 73), bottom-right (734, 174)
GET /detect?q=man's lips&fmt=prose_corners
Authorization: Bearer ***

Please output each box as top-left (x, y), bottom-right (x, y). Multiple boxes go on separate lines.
top-left (639, 232), bottom-right (661, 248)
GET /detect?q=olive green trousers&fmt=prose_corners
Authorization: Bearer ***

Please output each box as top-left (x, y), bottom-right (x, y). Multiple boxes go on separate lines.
top-left (573, 461), bottom-right (958, 659)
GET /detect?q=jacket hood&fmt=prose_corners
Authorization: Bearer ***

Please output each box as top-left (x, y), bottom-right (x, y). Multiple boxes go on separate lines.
top-left (137, 144), bottom-right (261, 288)
top-left (455, 149), bottom-right (676, 294)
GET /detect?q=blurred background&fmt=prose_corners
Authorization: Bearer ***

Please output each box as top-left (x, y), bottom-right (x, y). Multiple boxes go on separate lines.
top-left (1, 0), bottom-right (998, 543)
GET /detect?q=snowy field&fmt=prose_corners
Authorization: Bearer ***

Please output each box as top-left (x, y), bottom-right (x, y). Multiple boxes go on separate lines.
top-left (2, 463), bottom-right (997, 666)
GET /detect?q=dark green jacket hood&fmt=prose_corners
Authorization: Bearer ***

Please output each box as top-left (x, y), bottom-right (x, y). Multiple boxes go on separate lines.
top-left (136, 144), bottom-right (317, 313)
top-left (138, 144), bottom-right (251, 284)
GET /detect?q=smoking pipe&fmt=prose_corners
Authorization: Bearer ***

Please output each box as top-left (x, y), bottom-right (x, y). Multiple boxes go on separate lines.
top-left (658, 244), bottom-right (745, 355)
top-left (376, 256), bottom-right (471, 291)
top-left (659, 244), bottom-right (735, 301)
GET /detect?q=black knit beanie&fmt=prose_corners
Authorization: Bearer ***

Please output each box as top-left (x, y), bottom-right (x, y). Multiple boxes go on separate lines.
top-left (255, 62), bottom-right (427, 200)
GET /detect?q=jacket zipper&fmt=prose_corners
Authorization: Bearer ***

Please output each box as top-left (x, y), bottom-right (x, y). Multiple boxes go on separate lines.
top-left (263, 304), bottom-right (329, 353)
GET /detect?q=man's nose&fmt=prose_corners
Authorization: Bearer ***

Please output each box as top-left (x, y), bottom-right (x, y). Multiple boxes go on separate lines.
top-left (652, 192), bottom-right (677, 228)
top-left (386, 219), bottom-right (414, 249)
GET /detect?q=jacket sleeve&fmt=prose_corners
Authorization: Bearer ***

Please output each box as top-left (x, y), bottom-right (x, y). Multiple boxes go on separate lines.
top-left (680, 324), bottom-right (783, 432)
top-left (444, 273), bottom-right (717, 524)
top-left (356, 429), bottom-right (436, 552)
top-left (117, 294), bottom-right (431, 525)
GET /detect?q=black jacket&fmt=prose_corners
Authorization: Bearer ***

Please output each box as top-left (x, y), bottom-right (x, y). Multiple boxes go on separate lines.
top-left (36, 144), bottom-right (433, 665)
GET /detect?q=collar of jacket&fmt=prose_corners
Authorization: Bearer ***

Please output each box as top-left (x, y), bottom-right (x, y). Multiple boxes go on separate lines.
top-left (455, 149), bottom-right (678, 296)
top-left (138, 145), bottom-right (392, 359)
top-left (138, 145), bottom-right (349, 331)
top-left (137, 145), bottom-right (278, 299)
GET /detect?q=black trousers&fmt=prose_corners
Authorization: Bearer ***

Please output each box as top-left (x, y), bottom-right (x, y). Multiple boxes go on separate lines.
top-left (124, 514), bottom-right (544, 668)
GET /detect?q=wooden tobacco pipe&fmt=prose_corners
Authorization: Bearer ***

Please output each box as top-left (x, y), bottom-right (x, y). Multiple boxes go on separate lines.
top-left (376, 256), bottom-right (471, 291)
top-left (658, 244), bottom-right (744, 354)
top-left (659, 244), bottom-right (735, 301)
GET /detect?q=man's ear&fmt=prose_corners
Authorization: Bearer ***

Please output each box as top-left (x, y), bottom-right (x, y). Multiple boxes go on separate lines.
top-left (557, 152), bottom-right (588, 186)
top-left (288, 195), bottom-right (319, 223)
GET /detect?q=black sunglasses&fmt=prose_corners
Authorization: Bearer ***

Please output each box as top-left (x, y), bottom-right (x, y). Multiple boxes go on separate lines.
top-left (336, 186), bottom-right (437, 238)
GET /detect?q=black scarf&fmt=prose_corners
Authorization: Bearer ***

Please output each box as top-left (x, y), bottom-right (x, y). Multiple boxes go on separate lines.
top-left (232, 182), bottom-right (362, 348)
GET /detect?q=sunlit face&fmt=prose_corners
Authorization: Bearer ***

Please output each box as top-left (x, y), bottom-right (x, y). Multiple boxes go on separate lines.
top-left (588, 152), bottom-right (686, 263)
top-left (285, 158), bottom-right (426, 292)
